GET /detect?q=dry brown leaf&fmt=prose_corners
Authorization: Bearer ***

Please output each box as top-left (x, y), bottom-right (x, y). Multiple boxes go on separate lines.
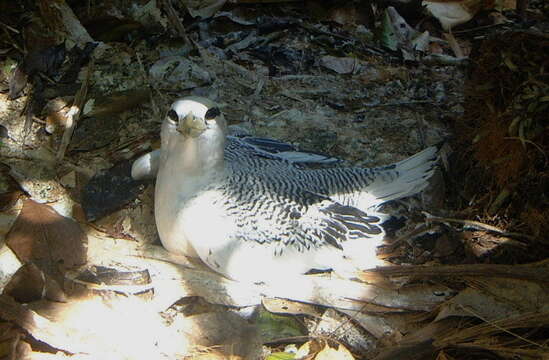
top-left (320, 56), bottom-right (360, 74)
top-left (435, 277), bottom-right (549, 322)
top-left (422, 0), bottom-right (495, 30)
top-left (6, 199), bottom-right (87, 276)
top-left (0, 164), bottom-right (23, 212)
top-left (3, 263), bottom-right (66, 303)
top-left (296, 340), bottom-right (323, 358)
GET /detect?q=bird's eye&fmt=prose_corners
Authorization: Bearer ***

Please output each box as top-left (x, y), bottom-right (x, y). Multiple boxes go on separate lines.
top-left (204, 107), bottom-right (221, 120)
top-left (167, 109), bottom-right (178, 123)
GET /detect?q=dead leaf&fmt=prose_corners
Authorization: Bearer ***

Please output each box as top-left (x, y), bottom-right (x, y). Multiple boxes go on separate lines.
top-left (262, 297), bottom-right (321, 317)
top-left (43, 97), bottom-right (72, 135)
top-left (315, 343), bottom-right (354, 360)
top-left (435, 278), bottom-right (549, 322)
top-left (422, 0), bottom-right (488, 30)
top-left (182, 311), bottom-right (263, 359)
top-left (85, 89), bottom-right (150, 118)
top-left (5, 199), bottom-right (87, 277)
top-left (7, 65), bottom-right (27, 100)
top-left (3, 263), bottom-right (66, 303)
top-left (296, 340), bottom-right (323, 358)
top-left (0, 164), bottom-right (23, 212)
top-left (311, 309), bottom-right (374, 356)
top-left (0, 323), bottom-right (21, 359)
top-left (320, 56), bottom-right (360, 74)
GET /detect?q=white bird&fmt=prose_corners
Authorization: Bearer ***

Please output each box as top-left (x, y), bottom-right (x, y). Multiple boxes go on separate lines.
top-left (132, 96), bottom-right (439, 283)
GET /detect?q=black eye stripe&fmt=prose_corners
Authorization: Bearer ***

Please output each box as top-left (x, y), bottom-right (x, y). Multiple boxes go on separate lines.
top-left (204, 107), bottom-right (220, 120)
top-left (167, 109), bottom-right (178, 122)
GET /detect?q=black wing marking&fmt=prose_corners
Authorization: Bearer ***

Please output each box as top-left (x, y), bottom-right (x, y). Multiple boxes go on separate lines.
top-left (228, 135), bottom-right (343, 166)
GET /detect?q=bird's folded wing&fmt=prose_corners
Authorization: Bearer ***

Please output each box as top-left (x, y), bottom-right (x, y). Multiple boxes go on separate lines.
top-left (229, 134), bottom-right (342, 166)
top-left (229, 186), bottom-right (383, 252)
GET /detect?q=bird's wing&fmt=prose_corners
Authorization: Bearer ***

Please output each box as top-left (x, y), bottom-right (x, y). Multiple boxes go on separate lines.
top-left (222, 172), bottom-right (384, 253)
top-left (131, 150), bottom-right (160, 180)
top-left (227, 134), bottom-right (342, 166)
top-left (292, 145), bottom-right (440, 208)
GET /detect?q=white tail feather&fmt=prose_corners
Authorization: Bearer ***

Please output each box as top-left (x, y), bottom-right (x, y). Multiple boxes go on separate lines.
top-left (359, 145), bottom-right (439, 209)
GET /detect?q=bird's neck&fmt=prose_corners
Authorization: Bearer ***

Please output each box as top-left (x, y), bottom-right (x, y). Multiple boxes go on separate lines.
top-left (169, 135), bottom-right (226, 174)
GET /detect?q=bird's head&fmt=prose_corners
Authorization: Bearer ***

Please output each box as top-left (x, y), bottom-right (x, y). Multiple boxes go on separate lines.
top-left (163, 96), bottom-right (227, 139)
top-left (160, 97), bottom-right (227, 170)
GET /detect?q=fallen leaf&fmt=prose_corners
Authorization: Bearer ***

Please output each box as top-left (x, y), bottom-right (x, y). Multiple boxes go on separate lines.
top-left (3, 263), bottom-right (66, 303)
top-left (315, 343), bottom-right (354, 360)
top-left (435, 278), bottom-right (549, 322)
top-left (7, 65), bottom-right (28, 100)
top-left (320, 56), bottom-right (360, 74)
top-left (422, 0), bottom-right (488, 30)
top-left (311, 309), bottom-right (374, 355)
top-left (266, 352), bottom-right (296, 360)
top-left (256, 307), bottom-right (306, 343)
top-left (296, 340), bottom-right (321, 358)
top-left (262, 297), bottom-right (321, 317)
top-left (0, 164), bottom-right (23, 212)
top-left (5, 199), bottom-right (87, 276)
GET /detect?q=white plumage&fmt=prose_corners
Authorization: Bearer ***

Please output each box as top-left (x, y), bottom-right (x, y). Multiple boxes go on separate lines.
top-left (132, 96), bottom-right (439, 283)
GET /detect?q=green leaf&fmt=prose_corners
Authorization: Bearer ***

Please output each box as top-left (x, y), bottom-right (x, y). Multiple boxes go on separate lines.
top-left (266, 352), bottom-right (296, 360)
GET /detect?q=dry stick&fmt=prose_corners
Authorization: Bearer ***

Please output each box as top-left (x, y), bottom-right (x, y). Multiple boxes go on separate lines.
top-left (354, 100), bottom-right (436, 112)
top-left (436, 309), bottom-right (549, 349)
top-left (457, 306), bottom-right (545, 349)
top-left (56, 61), bottom-right (93, 161)
top-left (453, 344), bottom-right (548, 357)
top-left (423, 213), bottom-right (536, 242)
top-left (366, 260), bottom-right (549, 284)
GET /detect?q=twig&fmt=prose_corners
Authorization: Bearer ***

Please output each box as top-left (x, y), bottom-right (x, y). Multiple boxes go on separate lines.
top-left (457, 306), bottom-right (545, 348)
top-left (504, 136), bottom-right (548, 163)
top-left (382, 223), bottom-right (434, 252)
top-left (436, 310), bottom-right (549, 350)
top-left (56, 61), bottom-right (93, 161)
top-left (354, 100), bottom-right (438, 112)
top-left (366, 261), bottom-right (549, 283)
top-left (299, 22), bottom-right (386, 56)
top-left (452, 22), bottom-right (510, 34)
top-left (273, 75), bottom-right (330, 81)
top-left (135, 52), bottom-right (160, 121)
top-left (0, 21), bottom-right (20, 34)
top-left (423, 213), bottom-right (536, 242)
